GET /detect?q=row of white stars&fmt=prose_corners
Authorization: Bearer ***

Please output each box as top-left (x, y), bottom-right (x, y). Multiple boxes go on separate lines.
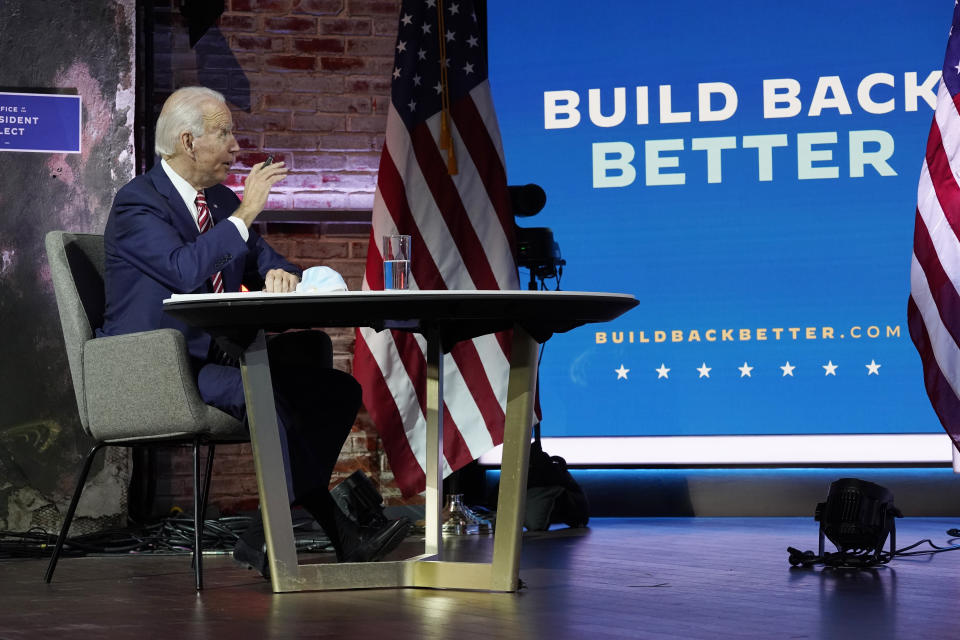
top-left (614, 360), bottom-right (883, 380)
top-left (396, 33), bottom-right (479, 50)
top-left (401, 0), bottom-right (469, 20)
top-left (394, 7), bottom-right (479, 115)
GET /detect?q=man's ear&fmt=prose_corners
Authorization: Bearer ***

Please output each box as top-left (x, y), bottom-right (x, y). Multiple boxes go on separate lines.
top-left (179, 131), bottom-right (195, 159)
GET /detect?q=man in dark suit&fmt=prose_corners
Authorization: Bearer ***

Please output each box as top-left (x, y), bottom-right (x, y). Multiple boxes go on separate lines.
top-left (100, 86), bottom-right (409, 576)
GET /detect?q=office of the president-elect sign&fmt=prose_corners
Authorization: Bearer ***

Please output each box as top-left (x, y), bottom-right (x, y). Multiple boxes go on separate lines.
top-left (0, 92), bottom-right (81, 154)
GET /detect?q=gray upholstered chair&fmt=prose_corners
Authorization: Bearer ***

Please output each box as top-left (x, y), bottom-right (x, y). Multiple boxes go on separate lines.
top-left (44, 230), bottom-right (247, 590)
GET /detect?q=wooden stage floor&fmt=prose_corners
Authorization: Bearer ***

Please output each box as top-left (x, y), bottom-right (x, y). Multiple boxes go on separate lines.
top-left (2, 517), bottom-right (960, 639)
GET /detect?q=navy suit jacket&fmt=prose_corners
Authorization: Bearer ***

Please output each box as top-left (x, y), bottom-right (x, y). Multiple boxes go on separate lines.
top-left (100, 163), bottom-right (299, 366)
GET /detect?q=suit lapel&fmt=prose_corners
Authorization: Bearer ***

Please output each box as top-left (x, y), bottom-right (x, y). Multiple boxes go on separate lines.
top-left (148, 164), bottom-right (201, 241)
top-left (149, 165), bottom-right (246, 293)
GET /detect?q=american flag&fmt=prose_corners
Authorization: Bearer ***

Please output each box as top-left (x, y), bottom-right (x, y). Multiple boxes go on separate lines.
top-left (909, 6), bottom-right (960, 452)
top-left (353, 0), bottom-right (520, 497)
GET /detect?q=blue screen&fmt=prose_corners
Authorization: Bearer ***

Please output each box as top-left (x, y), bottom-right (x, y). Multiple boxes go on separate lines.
top-left (488, 2), bottom-right (951, 438)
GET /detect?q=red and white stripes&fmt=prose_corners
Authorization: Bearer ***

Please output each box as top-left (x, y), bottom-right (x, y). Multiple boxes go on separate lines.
top-left (354, 82), bottom-right (519, 496)
top-left (909, 77), bottom-right (960, 444)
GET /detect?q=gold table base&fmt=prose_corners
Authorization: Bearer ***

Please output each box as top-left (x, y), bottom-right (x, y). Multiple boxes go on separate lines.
top-left (239, 325), bottom-right (538, 593)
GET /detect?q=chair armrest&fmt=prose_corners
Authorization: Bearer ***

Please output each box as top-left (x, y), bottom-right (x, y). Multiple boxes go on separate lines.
top-left (82, 329), bottom-right (226, 441)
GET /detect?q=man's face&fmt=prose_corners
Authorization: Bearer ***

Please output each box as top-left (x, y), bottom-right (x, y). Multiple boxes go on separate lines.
top-left (191, 100), bottom-right (239, 188)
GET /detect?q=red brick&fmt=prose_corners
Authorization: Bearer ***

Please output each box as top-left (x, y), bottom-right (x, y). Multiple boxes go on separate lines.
top-left (221, 497), bottom-right (259, 514)
top-left (316, 95), bottom-right (371, 114)
top-left (320, 56), bottom-right (367, 72)
top-left (265, 192), bottom-right (293, 208)
top-left (345, 36), bottom-right (395, 56)
top-left (346, 78), bottom-right (371, 92)
top-left (233, 112), bottom-right (290, 132)
top-left (291, 114), bottom-right (345, 131)
top-left (349, 240), bottom-right (369, 258)
top-left (235, 134), bottom-right (261, 150)
top-left (295, 239), bottom-right (350, 259)
top-left (264, 237), bottom-right (296, 257)
top-left (321, 132), bottom-right (377, 151)
top-left (333, 455), bottom-right (377, 474)
top-left (289, 153), bottom-right (347, 171)
top-left (347, 192), bottom-right (375, 209)
top-left (231, 35), bottom-right (280, 51)
top-left (249, 0), bottom-right (294, 10)
top-left (320, 172), bottom-right (375, 189)
top-left (223, 173), bottom-right (246, 189)
top-left (286, 75), bottom-right (345, 93)
top-left (265, 54), bottom-right (317, 71)
top-left (345, 152), bottom-right (380, 171)
top-left (246, 73), bottom-right (287, 93)
top-left (346, 76), bottom-right (391, 93)
top-left (347, 114), bottom-right (386, 133)
top-left (263, 93), bottom-right (317, 111)
top-left (233, 52), bottom-right (261, 70)
top-left (265, 133), bottom-right (320, 150)
top-left (229, 0), bottom-right (255, 10)
top-left (372, 16), bottom-right (398, 36)
top-left (320, 18), bottom-right (372, 35)
top-left (292, 192), bottom-right (350, 208)
top-left (275, 173), bottom-right (325, 189)
top-left (219, 14), bottom-right (257, 31)
top-left (294, 0), bottom-right (343, 15)
top-left (323, 260), bottom-right (367, 278)
top-left (264, 15), bottom-right (317, 33)
top-left (326, 325), bottom-right (357, 340)
top-left (292, 37), bottom-right (345, 54)
top-left (333, 354), bottom-right (355, 373)
top-left (348, 0), bottom-right (400, 16)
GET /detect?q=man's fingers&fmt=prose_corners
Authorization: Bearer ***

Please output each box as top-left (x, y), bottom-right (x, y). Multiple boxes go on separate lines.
top-left (256, 159), bottom-right (285, 172)
top-left (256, 161), bottom-right (287, 179)
top-left (263, 269), bottom-right (299, 293)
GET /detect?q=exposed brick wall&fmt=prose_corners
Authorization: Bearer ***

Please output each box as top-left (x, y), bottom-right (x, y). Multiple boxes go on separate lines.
top-left (148, 0), bottom-right (417, 516)
top-left (153, 0), bottom-right (400, 210)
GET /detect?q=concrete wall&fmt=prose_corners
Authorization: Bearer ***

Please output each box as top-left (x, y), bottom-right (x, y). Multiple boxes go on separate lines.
top-left (0, 0), bottom-right (136, 533)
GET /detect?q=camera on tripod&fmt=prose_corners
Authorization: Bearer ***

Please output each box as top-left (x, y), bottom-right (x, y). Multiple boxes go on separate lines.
top-left (509, 184), bottom-right (565, 290)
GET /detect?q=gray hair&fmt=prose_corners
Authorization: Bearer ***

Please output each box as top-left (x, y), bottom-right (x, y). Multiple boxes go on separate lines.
top-left (154, 86), bottom-right (226, 159)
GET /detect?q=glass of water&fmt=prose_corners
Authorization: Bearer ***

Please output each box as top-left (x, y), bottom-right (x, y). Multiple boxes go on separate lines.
top-left (383, 234), bottom-right (411, 289)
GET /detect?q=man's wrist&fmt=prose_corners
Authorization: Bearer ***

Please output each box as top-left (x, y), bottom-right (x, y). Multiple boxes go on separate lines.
top-left (231, 201), bottom-right (260, 228)
top-left (226, 216), bottom-right (249, 242)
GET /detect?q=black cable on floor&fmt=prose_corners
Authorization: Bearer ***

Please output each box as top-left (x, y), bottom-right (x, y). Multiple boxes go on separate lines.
top-left (0, 514), bottom-right (333, 560)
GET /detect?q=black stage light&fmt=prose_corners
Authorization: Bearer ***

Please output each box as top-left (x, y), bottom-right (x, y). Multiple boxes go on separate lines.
top-left (788, 478), bottom-right (903, 568)
top-left (517, 227), bottom-right (563, 278)
top-left (509, 184), bottom-right (566, 289)
top-left (508, 184), bottom-right (547, 218)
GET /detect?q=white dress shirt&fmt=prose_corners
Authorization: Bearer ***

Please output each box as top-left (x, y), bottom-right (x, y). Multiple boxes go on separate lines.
top-left (160, 159), bottom-right (249, 242)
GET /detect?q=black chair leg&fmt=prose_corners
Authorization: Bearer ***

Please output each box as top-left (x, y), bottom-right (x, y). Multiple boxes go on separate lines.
top-left (44, 443), bottom-right (104, 583)
top-left (191, 443), bottom-right (215, 572)
top-left (193, 438), bottom-right (204, 591)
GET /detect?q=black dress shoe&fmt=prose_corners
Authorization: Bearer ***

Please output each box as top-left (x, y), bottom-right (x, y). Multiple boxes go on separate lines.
top-left (233, 516), bottom-right (270, 579)
top-left (338, 516), bottom-right (412, 563)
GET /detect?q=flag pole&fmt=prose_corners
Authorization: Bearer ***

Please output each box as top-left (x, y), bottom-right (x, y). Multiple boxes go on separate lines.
top-left (436, 0), bottom-right (458, 175)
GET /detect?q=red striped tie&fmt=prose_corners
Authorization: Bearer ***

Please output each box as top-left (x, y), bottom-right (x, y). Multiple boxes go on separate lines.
top-left (195, 191), bottom-right (224, 294)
